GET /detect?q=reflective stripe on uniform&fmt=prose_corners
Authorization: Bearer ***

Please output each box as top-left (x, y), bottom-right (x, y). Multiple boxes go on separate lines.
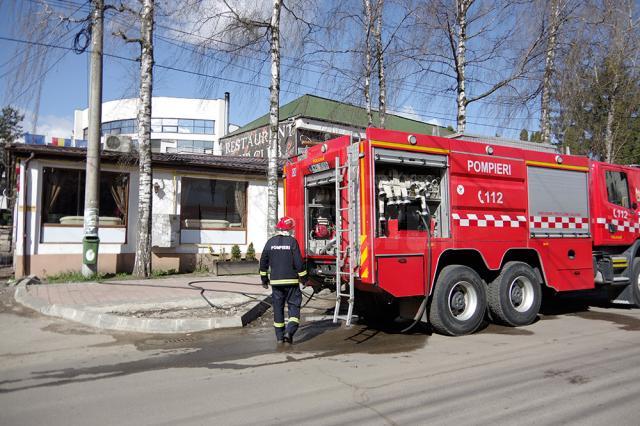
top-left (288, 317), bottom-right (300, 324)
top-left (273, 322), bottom-right (285, 327)
top-left (270, 279), bottom-right (299, 285)
top-left (298, 270), bottom-right (307, 277)
top-left (260, 271), bottom-right (268, 276)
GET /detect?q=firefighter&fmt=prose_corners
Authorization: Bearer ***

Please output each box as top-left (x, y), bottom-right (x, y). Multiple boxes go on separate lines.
top-left (260, 216), bottom-right (309, 345)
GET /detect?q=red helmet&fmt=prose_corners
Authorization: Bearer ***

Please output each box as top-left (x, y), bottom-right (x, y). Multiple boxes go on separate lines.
top-left (276, 216), bottom-right (295, 231)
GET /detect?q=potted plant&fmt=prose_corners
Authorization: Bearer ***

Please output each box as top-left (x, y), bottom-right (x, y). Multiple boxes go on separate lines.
top-left (211, 243), bottom-right (260, 276)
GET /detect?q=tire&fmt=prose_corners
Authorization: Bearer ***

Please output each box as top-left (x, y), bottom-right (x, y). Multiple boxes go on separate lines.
top-left (630, 258), bottom-right (640, 307)
top-left (487, 261), bottom-right (541, 326)
top-left (429, 265), bottom-right (487, 336)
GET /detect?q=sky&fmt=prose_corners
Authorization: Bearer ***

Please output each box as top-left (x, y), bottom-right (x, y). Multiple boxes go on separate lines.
top-left (0, 0), bottom-right (541, 141)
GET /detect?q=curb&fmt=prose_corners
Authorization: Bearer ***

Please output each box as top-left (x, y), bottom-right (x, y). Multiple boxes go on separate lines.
top-left (14, 283), bottom-right (271, 334)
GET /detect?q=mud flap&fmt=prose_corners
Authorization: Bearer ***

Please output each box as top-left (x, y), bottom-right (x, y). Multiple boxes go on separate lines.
top-left (609, 284), bottom-right (637, 306)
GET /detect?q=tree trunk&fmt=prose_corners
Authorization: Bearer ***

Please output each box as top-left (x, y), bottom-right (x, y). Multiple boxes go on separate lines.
top-left (374, 0), bottom-right (386, 128)
top-left (454, 1), bottom-right (469, 133)
top-left (604, 72), bottom-right (620, 163)
top-left (363, 0), bottom-right (373, 127)
top-left (133, 0), bottom-right (154, 277)
top-left (541, 0), bottom-right (561, 144)
top-left (266, 0), bottom-right (281, 238)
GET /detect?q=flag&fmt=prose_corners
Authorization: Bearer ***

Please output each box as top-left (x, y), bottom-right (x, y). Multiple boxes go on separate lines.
top-left (23, 133), bottom-right (45, 145)
top-left (50, 137), bottom-right (70, 147)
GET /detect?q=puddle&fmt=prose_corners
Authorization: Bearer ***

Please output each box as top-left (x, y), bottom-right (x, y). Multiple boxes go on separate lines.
top-left (570, 310), bottom-right (640, 331)
top-left (1, 319), bottom-right (428, 394)
top-left (479, 323), bottom-right (534, 336)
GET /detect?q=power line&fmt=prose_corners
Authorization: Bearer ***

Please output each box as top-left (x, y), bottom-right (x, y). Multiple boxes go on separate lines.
top-left (24, 0), bottom-right (542, 114)
top-left (0, 0), bottom-right (89, 75)
top-left (0, 35), bottom-right (541, 134)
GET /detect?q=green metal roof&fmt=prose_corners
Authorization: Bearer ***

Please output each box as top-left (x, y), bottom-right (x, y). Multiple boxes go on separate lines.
top-left (224, 94), bottom-right (451, 138)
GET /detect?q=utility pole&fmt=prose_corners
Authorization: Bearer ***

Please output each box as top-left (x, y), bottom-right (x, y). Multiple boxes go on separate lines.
top-left (82, 0), bottom-right (104, 277)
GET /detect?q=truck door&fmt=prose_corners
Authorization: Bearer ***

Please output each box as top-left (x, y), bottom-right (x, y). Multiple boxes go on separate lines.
top-left (595, 165), bottom-right (638, 247)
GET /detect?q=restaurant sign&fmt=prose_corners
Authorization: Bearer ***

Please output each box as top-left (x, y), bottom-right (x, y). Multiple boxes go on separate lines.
top-left (221, 122), bottom-right (297, 158)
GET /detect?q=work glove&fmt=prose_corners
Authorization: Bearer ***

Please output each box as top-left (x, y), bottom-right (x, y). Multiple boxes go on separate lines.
top-left (261, 275), bottom-right (269, 289)
top-left (299, 275), bottom-right (310, 287)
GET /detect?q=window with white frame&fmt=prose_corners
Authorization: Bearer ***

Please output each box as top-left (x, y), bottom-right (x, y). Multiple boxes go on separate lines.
top-left (180, 177), bottom-right (246, 229)
top-left (41, 167), bottom-right (129, 226)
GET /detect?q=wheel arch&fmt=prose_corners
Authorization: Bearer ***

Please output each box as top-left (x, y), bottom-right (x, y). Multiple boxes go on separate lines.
top-left (431, 248), bottom-right (547, 296)
top-left (431, 249), bottom-right (492, 296)
top-left (500, 249), bottom-right (546, 287)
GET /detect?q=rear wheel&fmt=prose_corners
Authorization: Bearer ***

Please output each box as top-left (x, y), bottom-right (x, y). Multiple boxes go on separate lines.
top-left (487, 261), bottom-right (541, 326)
top-left (429, 265), bottom-right (487, 336)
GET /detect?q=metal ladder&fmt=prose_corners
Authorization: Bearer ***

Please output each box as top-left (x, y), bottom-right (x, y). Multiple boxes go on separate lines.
top-left (333, 148), bottom-right (358, 326)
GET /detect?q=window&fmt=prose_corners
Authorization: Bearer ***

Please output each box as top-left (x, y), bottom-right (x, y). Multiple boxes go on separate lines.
top-left (176, 140), bottom-right (214, 154)
top-left (180, 177), bottom-right (246, 229)
top-left (41, 168), bottom-right (129, 226)
top-left (82, 118), bottom-right (215, 139)
top-left (606, 170), bottom-right (630, 208)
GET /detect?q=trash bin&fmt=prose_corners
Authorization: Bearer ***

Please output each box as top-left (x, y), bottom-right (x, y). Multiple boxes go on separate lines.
top-left (82, 235), bottom-right (100, 265)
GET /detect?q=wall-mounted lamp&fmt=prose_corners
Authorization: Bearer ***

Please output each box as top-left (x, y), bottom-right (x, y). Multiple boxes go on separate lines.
top-left (153, 180), bottom-right (165, 197)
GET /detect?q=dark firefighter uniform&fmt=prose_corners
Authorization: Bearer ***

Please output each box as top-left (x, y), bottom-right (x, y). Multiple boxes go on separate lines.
top-left (260, 232), bottom-right (308, 343)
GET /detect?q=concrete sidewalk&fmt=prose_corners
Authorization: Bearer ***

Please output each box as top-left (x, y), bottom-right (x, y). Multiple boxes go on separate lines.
top-left (14, 275), bottom-right (271, 334)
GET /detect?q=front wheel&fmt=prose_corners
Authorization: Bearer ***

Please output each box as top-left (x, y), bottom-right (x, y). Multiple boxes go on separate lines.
top-left (487, 261), bottom-right (541, 326)
top-left (429, 265), bottom-right (487, 336)
top-left (630, 258), bottom-right (640, 307)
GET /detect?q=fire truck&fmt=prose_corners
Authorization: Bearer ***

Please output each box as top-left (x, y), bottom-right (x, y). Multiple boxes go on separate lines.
top-left (283, 128), bottom-right (640, 336)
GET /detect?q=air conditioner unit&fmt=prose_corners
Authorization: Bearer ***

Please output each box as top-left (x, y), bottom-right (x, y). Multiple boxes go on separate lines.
top-left (102, 135), bottom-right (132, 153)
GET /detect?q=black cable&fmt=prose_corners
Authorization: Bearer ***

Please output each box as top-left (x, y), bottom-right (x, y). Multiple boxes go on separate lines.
top-left (72, 22), bottom-right (91, 54)
top-left (186, 280), bottom-right (329, 311)
top-left (401, 210), bottom-right (432, 333)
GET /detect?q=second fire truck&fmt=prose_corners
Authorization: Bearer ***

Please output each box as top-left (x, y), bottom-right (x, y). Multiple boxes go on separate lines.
top-left (284, 128), bottom-right (640, 335)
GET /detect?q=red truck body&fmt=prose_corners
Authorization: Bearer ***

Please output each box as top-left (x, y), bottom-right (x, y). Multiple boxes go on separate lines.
top-left (284, 128), bottom-right (640, 335)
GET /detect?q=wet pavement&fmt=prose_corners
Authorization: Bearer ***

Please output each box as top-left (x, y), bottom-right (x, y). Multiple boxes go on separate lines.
top-left (2, 286), bottom-right (640, 425)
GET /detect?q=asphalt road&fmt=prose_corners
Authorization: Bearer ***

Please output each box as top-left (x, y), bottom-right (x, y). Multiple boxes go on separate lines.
top-left (1, 287), bottom-right (640, 426)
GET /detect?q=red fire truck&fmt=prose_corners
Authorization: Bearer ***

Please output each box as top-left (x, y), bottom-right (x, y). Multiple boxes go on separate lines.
top-left (284, 128), bottom-right (640, 335)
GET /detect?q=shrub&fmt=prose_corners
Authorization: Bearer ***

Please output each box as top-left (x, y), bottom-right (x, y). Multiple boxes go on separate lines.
top-left (245, 242), bottom-right (256, 261)
top-left (231, 244), bottom-right (241, 261)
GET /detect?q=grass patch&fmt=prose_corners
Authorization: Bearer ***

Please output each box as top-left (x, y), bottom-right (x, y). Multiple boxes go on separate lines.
top-left (44, 268), bottom-right (181, 284)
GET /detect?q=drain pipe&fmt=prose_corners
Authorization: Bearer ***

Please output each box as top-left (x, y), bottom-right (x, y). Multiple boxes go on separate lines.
top-left (224, 92), bottom-right (230, 136)
top-left (21, 153), bottom-right (35, 277)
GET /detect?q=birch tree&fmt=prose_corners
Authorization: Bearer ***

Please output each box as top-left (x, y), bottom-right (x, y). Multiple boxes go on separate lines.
top-left (538, 0), bottom-right (582, 143)
top-left (418, 0), bottom-right (546, 133)
top-left (363, 0), bottom-right (387, 127)
top-left (363, 0), bottom-right (374, 126)
top-left (552, 0), bottom-right (640, 163)
top-left (114, 0), bottom-right (155, 277)
top-left (599, 0), bottom-right (638, 162)
top-left (373, 0), bottom-right (386, 128)
top-left (219, 0), bottom-right (282, 235)
top-left (174, 0), bottom-right (315, 236)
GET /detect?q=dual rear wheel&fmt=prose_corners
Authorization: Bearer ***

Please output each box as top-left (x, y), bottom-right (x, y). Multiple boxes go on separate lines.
top-left (429, 262), bottom-right (541, 336)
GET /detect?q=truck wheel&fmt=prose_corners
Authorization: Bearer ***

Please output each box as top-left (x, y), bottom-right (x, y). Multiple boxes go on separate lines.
top-left (429, 265), bottom-right (487, 336)
top-left (487, 262), bottom-right (541, 326)
top-left (631, 258), bottom-right (640, 307)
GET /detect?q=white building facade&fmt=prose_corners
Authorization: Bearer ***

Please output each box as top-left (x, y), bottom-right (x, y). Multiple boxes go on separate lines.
top-left (73, 95), bottom-right (232, 155)
top-left (10, 145), bottom-right (282, 278)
